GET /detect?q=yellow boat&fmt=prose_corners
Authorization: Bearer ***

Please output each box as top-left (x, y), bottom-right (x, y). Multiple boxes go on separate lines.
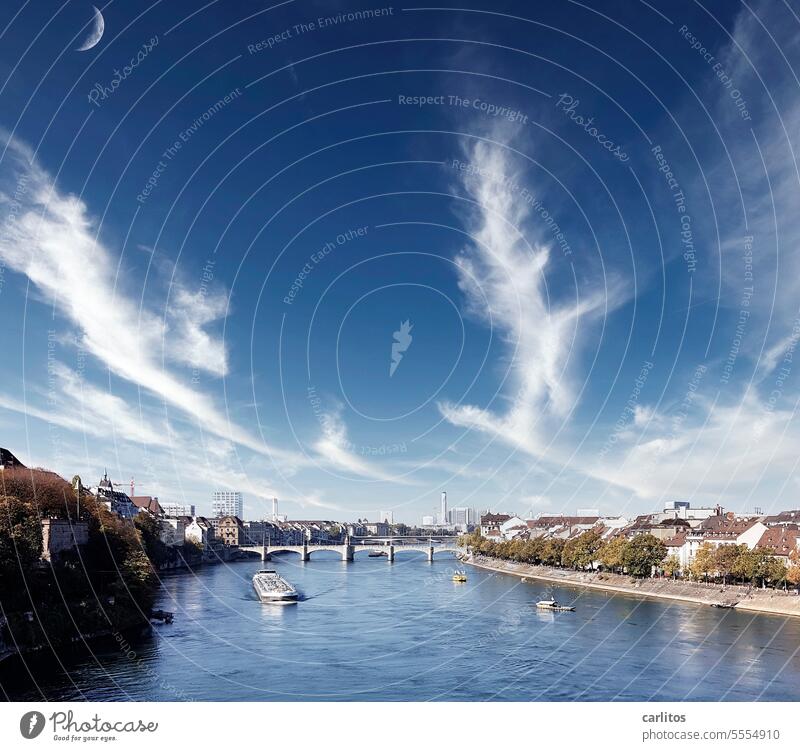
top-left (452, 571), bottom-right (468, 582)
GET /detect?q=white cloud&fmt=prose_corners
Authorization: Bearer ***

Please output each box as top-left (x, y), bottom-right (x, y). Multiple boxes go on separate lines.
top-left (0, 132), bottom-right (307, 471)
top-left (439, 136), bottom-right (624, 455)
top-left (313, 403), bottom-right (407, 483)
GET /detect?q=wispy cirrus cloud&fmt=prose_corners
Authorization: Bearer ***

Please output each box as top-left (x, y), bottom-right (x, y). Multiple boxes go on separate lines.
top-left (0, 131), bottom-right (307, 472)
top-left (313, 403), bottom-right (410, 483)
top-left (0, 132), bottom-right (404, 492)
top-left (439, 136), bottom-right (624, 456)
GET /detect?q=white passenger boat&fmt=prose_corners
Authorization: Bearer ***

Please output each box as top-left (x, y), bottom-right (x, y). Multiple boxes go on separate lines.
top-left (252, 569), bottom-right (298, 603)
top-left (536, 598), bottom-right (575, 612)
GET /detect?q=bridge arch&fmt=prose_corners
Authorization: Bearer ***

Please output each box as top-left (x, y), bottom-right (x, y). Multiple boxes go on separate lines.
top-left (306, 546), bottom-right (346, 558)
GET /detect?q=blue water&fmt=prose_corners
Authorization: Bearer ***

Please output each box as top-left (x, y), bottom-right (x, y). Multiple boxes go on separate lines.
top-left (4, 552), bottom-right (800, 701)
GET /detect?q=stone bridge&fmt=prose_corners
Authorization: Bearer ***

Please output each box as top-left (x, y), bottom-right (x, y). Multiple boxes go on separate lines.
top-left (239, 541), bottom-right (462, 562)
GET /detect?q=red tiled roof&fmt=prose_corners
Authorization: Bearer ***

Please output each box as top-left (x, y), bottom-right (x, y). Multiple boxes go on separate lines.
top-left (130, 495), bottom-right (163, 515)
top-left (700, 516), bottom-right (759, 540)
top-left (757, 526), bottom-right (800, 556)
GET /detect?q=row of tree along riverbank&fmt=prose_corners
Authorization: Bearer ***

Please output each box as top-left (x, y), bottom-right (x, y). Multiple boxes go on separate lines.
top-left (459, 529), bottom-right (800, 589)
top-left (466, 555), bottom-right (800, 617)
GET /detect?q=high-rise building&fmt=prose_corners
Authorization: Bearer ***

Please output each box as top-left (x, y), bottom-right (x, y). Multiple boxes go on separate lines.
top-left (448, 507), bottom-right (474, 527)
top-left (162, 502), bottom-right (196, 518)
top-left (422, 515), bottom-right (435, 527)
top-left (379, 510), bottom-right (394, 525)
top-left (212, 490), bottom-right (243, 519)
top-left (439, 491), bottom-right (448, 525)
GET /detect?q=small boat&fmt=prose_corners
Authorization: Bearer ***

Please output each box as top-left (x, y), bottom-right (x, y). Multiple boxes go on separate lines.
top-left (368, 550), bottom-right (388, 557)
top-left (536, 598), bottom-right (574, 612)
top-left (253, 569), bottom-right (298, 603)
top-left (149, 609), bottom-right (174, 624)
top-left (452, 571), bottom-right (468, 582)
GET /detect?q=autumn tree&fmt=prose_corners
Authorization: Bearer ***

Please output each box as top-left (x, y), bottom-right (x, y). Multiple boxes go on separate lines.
top-left (714, 544), bottom-right (744, 585)
top-left (541, 538), bottom-right (566, 566)
top-left (598, 536), bottom-right (628, 573)
top-left (662, 554), bottom-right (682, 579)
top-left (690, 542), bottom-right (717, 582)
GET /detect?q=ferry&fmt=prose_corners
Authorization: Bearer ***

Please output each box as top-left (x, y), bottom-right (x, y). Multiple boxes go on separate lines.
top-left (535, 598), bottom-right (574, 612)
top-left (252, 570), bottom-right (298, 603)
top-left (452, 571), bottom-right (468, 583)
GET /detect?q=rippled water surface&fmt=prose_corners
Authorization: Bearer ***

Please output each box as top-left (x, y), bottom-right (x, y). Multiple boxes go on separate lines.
top-left (4, 552), bottom-right (800, 701)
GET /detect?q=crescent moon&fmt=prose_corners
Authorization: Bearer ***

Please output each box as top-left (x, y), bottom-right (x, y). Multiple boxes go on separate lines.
top-left (76, 6), bottom-right (104, 52)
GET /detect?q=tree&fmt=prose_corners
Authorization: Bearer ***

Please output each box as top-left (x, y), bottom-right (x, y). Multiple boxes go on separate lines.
top-left (787, 550), bottom-right (800, 593)
top-left (690, 542), bottom-right (717, 582)
top-left (0, 495), bottom-right (43, 598)
top-left (561, 537), bottom-right (579, 569)
top-left (714, 544), bottom-right (744, 584)
top-left (573, 530), bottom-right (603, 570)
top-left (562, 530), bottom-right (603, 570)
top-left (731, 546), bottom-right (758, 584)
top-left (622, 534), bottom-right (667, 578)
top-left (662, 554), bottom-right (681, 579)
top-left (541, 538), bottom-right (565, 566)
top-left (766, 557), bottom-right (788, 590)
top-left (598, 536), bottom-right (628, 573)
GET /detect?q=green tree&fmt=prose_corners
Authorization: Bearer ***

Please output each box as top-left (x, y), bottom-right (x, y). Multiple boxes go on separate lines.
top-left (0, 495), bottom-right (43, 599)
top-left (622, 534), bottom-right (667, 578)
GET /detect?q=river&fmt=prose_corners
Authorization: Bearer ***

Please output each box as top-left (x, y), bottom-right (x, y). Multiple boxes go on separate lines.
top-left (4, 552), bottom-right (800, 701)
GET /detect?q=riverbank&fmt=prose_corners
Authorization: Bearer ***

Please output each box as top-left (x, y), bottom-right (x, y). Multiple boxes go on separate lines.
top-left (466, 555), bottom-right (800, 618)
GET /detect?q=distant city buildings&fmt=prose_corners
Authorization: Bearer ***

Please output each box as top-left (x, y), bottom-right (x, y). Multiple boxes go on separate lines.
top-left (448, 507), bottom-right (474, 529)
top-left (421, 515), bottom-right (435, 526)
top-left (212, 490), bottom-right (243, 518)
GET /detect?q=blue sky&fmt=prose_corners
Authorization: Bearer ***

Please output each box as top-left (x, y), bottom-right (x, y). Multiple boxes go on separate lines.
top-left (1, 0), bottom-right (800, 522)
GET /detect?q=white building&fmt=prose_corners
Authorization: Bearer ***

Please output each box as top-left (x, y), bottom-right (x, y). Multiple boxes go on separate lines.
top-left (162, 502), bottom-right (196, 517)
top-left (659, 501), bottom-right (718, 527)
top-left (499, 516), bottom-right (528, 540)
top-left (212, 490), bottom-right (243, 519)
top-left (185, 517), bottom-right (215, 549)
top-left (422, 515), bottom-right (435, 527)
top-left (439, 491), bottom-right (448, 526)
